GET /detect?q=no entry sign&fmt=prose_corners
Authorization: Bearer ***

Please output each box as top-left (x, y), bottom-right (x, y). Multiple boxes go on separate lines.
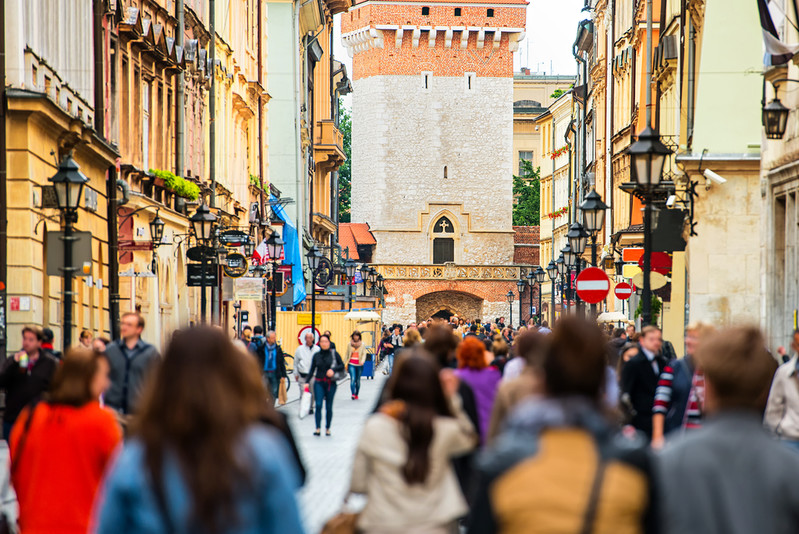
top-left (637, 252), bottom-right (672, 275)
top-left (614, 282), bottom-right (633, 300)
top-left (575, 267), bottom-right (611, 304)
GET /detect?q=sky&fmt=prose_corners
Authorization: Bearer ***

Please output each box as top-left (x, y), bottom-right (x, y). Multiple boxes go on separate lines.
top-left (333, 0), bottom-right (588, 93)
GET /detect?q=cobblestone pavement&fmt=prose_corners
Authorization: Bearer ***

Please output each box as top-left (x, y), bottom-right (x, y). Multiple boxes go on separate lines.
top-left (278, 366), bottom-right (388, 534)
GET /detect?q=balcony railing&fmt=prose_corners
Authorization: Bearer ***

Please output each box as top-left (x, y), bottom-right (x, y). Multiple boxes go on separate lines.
top-left (315, 119), bottom-right (344, 151)
top-left (375, 264), bottom-right (535, 281)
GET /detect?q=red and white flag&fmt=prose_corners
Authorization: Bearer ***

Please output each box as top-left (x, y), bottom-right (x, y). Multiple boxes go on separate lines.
top-left (252, 239), bottom-right (285, 265)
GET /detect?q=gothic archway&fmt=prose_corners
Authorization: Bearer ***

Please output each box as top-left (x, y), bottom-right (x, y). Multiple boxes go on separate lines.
top-left (415, 290), bottom-right (483, 323)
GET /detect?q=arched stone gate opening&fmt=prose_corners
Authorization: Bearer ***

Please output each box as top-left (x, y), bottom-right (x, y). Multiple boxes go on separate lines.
top-left (415, 291), bottom-right (483, 323)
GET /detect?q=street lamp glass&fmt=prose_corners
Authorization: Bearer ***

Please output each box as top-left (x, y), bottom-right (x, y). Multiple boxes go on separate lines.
top-left (368, 267), bottom-right (378, 284)
top-left (526, 270), bottom-right (534, 286)
top-left (189, 204), bottom-right (217, 242)
top-left (306, 245), bottom-right (322, 270)
top-left (266, 232), bottom-right (284, 261)
top-left (243, 239), bottom-right (255, 257)
top-left (546, 260), bottom-right (557, 281)
top-left (626, 125), bottom-right (673, 189)
top-left (506, 290), bottom-right (515, 303)
top-left (580, 189), bottom-right (609, 234)
top-left (535, 266), bottom-right (547, 284)
top-left (562, 244), bottom-right (576, 269)
top-left (763, 98), bottom-right (790, 139)
top-left (149, 212), bottom-right (165, 246)
top-left (344, 258), bottom-right (357, 279)
top-left (566, 222), bottom-right (589, 256)
top-left (49, 154), bottom-right (89, 212)
top-left (556, 254), bottom-right (567, 276)
top-left (517, 279), bottom-right (526, 293)
top-left (359, 263), bottom-right (370, 281)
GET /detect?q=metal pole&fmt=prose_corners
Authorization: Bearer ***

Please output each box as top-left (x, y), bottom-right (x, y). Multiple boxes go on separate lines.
top-left (538, 284), bottom-right (543, 324)
top-left (551, 278), bottom-right (555, 324)
top-left (518, 292), bottom-right (522, 328)
top-left (348, 277), bottom-right (353, 311)
top-left (529, 285), bottom-right (533, 324)
top-left (642, 199), bottom-right (653, 325)
top-left (176, 0), bottom-right (185, 178)
top-left (63, 215), bottom-right (75, 349)
top-left (200, 248), bottom-right (207, 323)
top-left (590, 236), bottom-right (598, 316)
top-left (509, 299), bottom-right (513, 329)
top-left (646, 0), bottom-right (653, 127)
top-left (0, 1), bottom-right (7, 357)
top-left (209, 0), bottom-right (219, 324)
top-left (311, 269), bottom-right (316, 336)
top-left (270, 261), bottom-right (277, 330)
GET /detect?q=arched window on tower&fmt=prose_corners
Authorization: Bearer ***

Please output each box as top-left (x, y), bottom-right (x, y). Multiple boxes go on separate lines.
top-left (432, 216), bottom-right (455, 264)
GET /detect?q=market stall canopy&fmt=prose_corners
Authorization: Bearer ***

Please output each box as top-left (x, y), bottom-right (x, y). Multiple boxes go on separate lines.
top-left (597, 311), bottom-right (632, 324)
top-left (344, 311), bottom-right (381, 321)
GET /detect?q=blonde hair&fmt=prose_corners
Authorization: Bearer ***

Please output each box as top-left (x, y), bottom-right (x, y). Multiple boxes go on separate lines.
top-left (403, 328), bottom-right (422, 347)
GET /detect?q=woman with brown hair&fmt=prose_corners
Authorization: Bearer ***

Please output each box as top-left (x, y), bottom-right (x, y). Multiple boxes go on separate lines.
top-left (10, 348), bottom-right (121, 534)
top-left (94, 326), bottom-right (304, 534)
top-left (346, 330), bottom-right (366, 400)
top-left (349, 351), bottom-right (478, 533)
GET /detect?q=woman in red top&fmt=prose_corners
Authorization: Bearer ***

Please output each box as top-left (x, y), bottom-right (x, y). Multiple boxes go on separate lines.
top-left (10, 347), bottom-right (121, 534)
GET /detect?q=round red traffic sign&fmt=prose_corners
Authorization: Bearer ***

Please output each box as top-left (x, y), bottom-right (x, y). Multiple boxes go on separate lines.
top-left (575, 267), bottom-right (611, 304)
top-left (614, 282), bottom-right (633, 301)
top-left (297, 326), bottom-right (320, 345)
top-left (637, 252), bottom-right (672, 275)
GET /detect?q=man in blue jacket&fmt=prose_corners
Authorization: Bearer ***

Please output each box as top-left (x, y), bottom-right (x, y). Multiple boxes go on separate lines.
top-left (105, 312), bottom-right (160, 416)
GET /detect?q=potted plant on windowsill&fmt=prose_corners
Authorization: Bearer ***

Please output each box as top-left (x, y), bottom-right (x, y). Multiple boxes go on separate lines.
top-left (149, 169), bottom-right (200, 211)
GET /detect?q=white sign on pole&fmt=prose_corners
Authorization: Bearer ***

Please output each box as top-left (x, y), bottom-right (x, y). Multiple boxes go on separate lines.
top-left (234, 277), bottom-right (265, 301)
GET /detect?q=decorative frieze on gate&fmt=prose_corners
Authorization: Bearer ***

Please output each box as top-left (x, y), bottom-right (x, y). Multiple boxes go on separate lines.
top-left (376, 263), bottom-right (530, 281)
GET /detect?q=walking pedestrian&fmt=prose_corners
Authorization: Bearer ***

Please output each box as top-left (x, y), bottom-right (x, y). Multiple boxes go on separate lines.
top-left (765, 328), bottom-right (799, 451)
top-left (0, 441), bottom-right (16, 533)
top-left (651, 322), bottom-right (714, 448)
top-left (40, 327), bottom-right (62, 360)
top-left (92, 336), bottom-right (110, 354)
top-left (348, 352), bottom-right (478, 533)
top-left (454, 337), bottom-right (501, 444)
top-left (294, 332), bottom-right (319, 414)
top-left (346, 331), bottom-right (366, 400)
top-left (308, 334), bottom-right (344, 436)
top-left (249, 328), bottom-right (287, 403)
top-left (94, 326), bottom-right (305, 534)
top-left (661, 326), bottom-right (798, 534)
top-left (386, 325), bottom-right (403, 374)
top-left (104, 312), bottom-right (160, 421)
top-left (79, 329), bottom-right (93, 349)
top-left (0, 326), bottom-right (58, 440)
top-left (620, 325), bottom-right (665, 438)
top-left (10, 348), bottom-right (120, 534)
top-left (469, 318), bottom-right (658, 534)
top-left (402, 328), bottom-right (422, 350)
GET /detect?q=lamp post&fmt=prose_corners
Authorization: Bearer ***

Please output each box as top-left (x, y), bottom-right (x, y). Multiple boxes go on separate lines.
top-left (535, 266), bottom-right (546, 324)
top-left (306, 245), bottom-right (323, 338)
top-left (376, 274), bottom-right (385, 307)
top-left (556, 253), bottom-right (567, 314)
top-left (625, 125), bottom-right (672, 326)
top-left (546, 260), bottom-right (557, 324)
top-left (190, 204), bottom-right (218, 324)
top-left (579, 190), bottom-right (609, 316)
top-left (49, 154), bottom-right (88, 349)
top-left (266, 232), bottom-right (284, 331)
top-left (368, 267), bottom-right (378, 300)
top-left (526, 270), bottom-right (535, 323)
top-left (516, 279), bottom-right (525, 327)
top-left (344, 258), bottom-right (357, 311)
top-left (566, 222), bottom-right (588, 316)
top-left (506, 290), bottom-right (515, 329)
top-left (359, 263), bottom-right (370, 297)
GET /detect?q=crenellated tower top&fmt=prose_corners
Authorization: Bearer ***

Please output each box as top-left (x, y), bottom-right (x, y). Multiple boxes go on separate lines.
top-left (341, 0), bottom-right (527, 80)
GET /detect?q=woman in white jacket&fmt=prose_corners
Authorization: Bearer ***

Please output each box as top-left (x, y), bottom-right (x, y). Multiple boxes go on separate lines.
top-left (349, 350), bottom-right (478, 534)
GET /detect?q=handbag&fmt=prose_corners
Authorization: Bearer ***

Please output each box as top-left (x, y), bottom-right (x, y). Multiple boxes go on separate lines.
top-left (321, 494), bottom-right (360, 534)
top-left (580, 458), bottom-right (607, 534)
top-left (278, 378), bottom-right (288, 405)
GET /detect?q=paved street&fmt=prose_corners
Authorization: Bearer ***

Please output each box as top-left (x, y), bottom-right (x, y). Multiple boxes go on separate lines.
top-left (278, 367), bottom-right (387, 534)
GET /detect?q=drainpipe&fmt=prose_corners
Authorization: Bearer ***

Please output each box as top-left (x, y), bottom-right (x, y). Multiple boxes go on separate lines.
top-left (257, 0), bottom-right (265, 239)
top-left (0, 0), bottom-right (7, 357)
top-left (606, 0), bottom-right (614, 248)
top-left (107, 167), bottom-right (122, 340)
top-left (176, 0), bottom-right (185, 178)
top-left (93, 0), bottom-right (104, 138)
top-left (209, 0), bottom-right (219, 323)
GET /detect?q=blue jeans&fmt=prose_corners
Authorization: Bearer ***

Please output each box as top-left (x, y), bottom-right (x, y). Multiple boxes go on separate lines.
top-left (387, 353), bottom-right (395, 373)
top-left (349, 365), bottom-right (363, 395)
top-left (314, 380), bottom-right (337, 430)
top-left (263, 371), bottom-right (280, 401)
top-left (782, 439), bottom-right (799, 453)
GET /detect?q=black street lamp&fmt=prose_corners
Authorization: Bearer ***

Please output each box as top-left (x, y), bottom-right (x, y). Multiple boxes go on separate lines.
top-left (506, 290), bottom-right (515, 328)
top-left (266, 232), bottom-right (284, 331)
top-left (580, 189), bottom-right (609, 316)
top-left (149, 210), bottom-right (165, 247)
top-left (376, 274), bottom-right (385, 307)
top-left (535, 265), bottom-right (546, 324)
top-left (306, 244), bottom-right (323, 336)
top-left (190, 204), bottom-right (218, 324)
top-left (243, 238), bottom-right (255, 258)
top-left (344, 258), bottom-right (357, 311)
top-left (368, 267), bottom-right (378, 298)
top-left (359, 263), bottom-right (370, 297)
top-left (526, 270), bottom-right (535, 322)
top-left (546, 260), bottom-right (557, 324)
top-left (49, 154), bottom-right (88, 349)
top-left (516, 278), bottom-right (525, 327)
top-left (556, 253), bottom-right (567, 315)
top-left (626, 125), bottom-right (673, 326)
top-left (763, 98), bottom-right (790, 139)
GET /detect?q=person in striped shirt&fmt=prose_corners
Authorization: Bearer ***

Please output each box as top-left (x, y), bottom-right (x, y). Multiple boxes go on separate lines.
top-left (652, 322), bottom-right (715, 449)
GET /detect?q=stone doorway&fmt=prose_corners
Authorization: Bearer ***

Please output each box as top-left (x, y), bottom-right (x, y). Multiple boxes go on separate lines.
top-left (415, 290), bottom-right (483, 323)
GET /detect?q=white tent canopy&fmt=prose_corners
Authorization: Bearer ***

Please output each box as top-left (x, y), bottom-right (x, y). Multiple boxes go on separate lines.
top-left (344, 311), bottom-right (381, 321)
top-left (596, 311), bottom-right (632, 324)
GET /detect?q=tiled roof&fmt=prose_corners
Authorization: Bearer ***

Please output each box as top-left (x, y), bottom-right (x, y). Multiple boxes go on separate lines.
top-left (338, 223), bottom-right (377, 260)
top-left (339, 225), bottom-right (359, 260)
top-left (347, 223), bottom-right (377, 245)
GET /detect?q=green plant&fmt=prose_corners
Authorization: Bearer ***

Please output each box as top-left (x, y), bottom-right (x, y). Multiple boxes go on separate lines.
top-left (149, 169), bottom-right (199, 201)
top-left (634, 295), bottom-right (663, 325)
top-left (338, 101), bottom-right (352, 222)
top-left (249, 174), bottom-right (262, 189)
top-left (512, 159), bottom-right (540, 226)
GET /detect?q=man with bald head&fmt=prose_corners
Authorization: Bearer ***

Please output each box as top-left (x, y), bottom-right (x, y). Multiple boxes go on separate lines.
top-left (294, 331), bottom-right (320, 412)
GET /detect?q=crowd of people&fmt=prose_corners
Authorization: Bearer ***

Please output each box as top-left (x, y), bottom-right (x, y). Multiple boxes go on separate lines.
top-left (0, 311), bottom-right (798, 533)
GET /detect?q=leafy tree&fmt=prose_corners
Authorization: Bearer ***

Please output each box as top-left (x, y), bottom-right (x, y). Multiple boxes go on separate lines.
top-left (513, 159), bottom-right (540, 226)
top-left (338, 103), bottom-right (352, 223)
top-left (551, 88), bottom-right (566, 99)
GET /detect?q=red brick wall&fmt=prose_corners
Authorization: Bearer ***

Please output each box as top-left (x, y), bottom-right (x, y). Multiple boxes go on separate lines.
top-left (513, 226), bottom-right (540, 267)
top-left (343, 2), bottom-right (526, 80)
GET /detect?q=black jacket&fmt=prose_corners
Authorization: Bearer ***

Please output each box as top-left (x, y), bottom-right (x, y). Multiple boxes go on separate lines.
top-left (249, 337), bottom-right (287, 379)
top-left (620, 350), bottom-right (665, 438)
top-left (0, 352), bottom-right (58, 423)
top-left (307, 349), bottom-right (344, 381)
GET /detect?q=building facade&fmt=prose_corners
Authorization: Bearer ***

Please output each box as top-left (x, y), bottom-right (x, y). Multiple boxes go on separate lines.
top-left (343, 0), bottom-right (528, 325)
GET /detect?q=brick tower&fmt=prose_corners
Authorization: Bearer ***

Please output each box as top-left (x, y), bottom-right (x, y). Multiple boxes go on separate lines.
top-left (342, 0), bottom-right (528, 325)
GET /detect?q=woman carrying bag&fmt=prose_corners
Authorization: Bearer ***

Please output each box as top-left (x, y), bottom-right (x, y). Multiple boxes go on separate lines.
top-left (347, 350), bottom-right (478, 534)
top-left (346, 331), bottom-right (367, 400)
top-left (308, 335), bottom-right (345, 437)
